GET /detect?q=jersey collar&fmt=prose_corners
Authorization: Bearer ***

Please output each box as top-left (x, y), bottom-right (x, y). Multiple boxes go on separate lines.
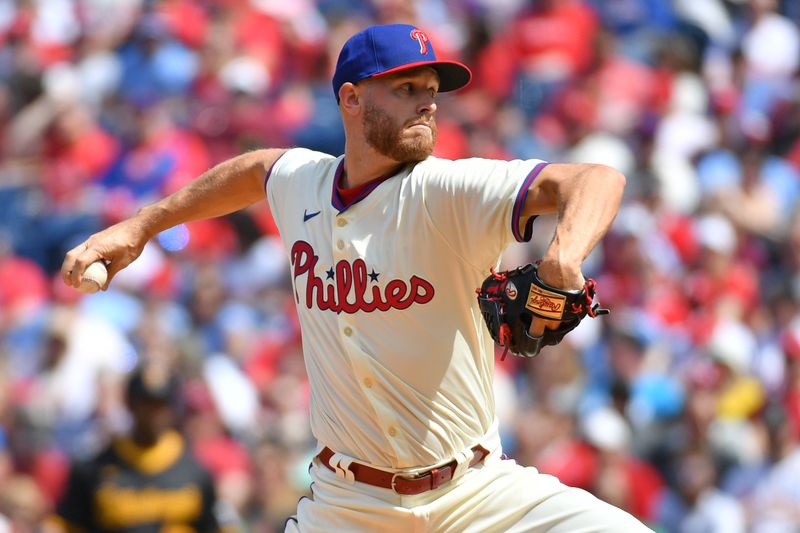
top-left (112, 430), bottom-right (184, 474)
top-left (331, 159), bottom-right (405, 214)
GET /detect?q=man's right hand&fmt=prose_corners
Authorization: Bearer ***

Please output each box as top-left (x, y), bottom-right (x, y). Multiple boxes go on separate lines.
top-left (61, 216), bottom-right (151, 291)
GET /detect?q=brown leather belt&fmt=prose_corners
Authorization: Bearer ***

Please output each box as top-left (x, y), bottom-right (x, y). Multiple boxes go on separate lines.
top-left (316, 445), bottom-right (490, 495)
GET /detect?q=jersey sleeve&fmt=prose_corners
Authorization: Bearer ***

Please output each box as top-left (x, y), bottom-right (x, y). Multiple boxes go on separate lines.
top-left (418, 157), bottom-right (548, 269)
top-left (264, 147), bottom-right (336, 229)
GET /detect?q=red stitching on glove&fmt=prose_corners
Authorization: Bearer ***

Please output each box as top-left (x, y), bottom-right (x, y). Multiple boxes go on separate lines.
top-left (584, 279), bottom-right (597, 317)
top-left (490, 267), bottom-right (507, 281)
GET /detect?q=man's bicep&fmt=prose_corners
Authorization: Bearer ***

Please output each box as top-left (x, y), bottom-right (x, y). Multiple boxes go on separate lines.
top-left (521, 163), bottom-right (597, 218)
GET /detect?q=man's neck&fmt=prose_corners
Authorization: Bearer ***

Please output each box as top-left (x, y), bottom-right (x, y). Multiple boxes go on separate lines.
top-left (342, 143), bottom-right (403, 188)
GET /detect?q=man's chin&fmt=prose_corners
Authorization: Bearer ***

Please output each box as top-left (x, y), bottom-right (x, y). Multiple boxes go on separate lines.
top-left (367, 132), bottom-right (435, 163)
top-left (396, 134), bottom-right (435, 160)
top-left (394, 144), bottom-right (434, 163)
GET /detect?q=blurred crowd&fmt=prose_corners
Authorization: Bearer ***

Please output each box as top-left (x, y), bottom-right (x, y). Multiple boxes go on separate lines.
top-left (1, 0), bottom-right (799, 531)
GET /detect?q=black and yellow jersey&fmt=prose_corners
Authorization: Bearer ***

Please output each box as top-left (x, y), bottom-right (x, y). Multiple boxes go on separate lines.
top-left (54, 431), bottom-right (229, 533)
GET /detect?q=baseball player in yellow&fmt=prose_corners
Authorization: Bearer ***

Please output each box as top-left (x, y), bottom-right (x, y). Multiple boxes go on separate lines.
top-left (62, 24), bottom-right (653, 533)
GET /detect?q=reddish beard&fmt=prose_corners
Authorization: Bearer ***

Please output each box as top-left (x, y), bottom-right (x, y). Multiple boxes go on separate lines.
top-left (362, 103), bottom-right (437, 163)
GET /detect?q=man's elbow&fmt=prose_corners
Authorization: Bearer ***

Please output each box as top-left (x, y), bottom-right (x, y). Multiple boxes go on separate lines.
top-left (590, 164), bottom-right (626, 192)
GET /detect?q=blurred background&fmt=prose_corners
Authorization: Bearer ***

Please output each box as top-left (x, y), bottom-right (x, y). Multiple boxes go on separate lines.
top-left (0, 0), bottom-right (799, 531)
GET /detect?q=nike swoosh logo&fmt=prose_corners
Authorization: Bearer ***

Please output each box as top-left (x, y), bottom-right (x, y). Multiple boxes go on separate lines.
top-left (303, 209), bottom-right (321, 222)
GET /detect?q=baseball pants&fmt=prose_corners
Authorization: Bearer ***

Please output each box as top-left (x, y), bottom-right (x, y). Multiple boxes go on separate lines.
top-left (284, 448), bottom-right (654, 532)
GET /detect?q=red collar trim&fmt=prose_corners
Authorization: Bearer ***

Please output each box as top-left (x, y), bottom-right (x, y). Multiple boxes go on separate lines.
top-left (331, 160), bottom-right (403, 213)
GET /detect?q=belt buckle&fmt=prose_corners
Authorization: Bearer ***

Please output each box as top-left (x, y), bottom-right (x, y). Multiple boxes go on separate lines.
top-left (390, 472), bottom-right (418, 495)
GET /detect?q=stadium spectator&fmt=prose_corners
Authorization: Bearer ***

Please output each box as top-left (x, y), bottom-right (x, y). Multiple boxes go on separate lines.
top-left (47, 363), bottom-right (235, 532)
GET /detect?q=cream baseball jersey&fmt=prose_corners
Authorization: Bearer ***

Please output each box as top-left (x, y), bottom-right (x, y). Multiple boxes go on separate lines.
top-left (265, 147), bottom-right (547, 469)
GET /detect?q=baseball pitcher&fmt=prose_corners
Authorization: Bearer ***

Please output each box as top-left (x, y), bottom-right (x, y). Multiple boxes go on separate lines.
top-left (62, 24), bottom-right (653, 533)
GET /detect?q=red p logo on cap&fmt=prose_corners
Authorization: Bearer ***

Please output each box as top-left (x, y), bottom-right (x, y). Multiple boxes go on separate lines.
top-left (410, 29), bottom-right (429, 55)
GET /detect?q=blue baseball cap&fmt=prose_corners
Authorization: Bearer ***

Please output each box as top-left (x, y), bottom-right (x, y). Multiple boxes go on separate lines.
top-left (332, 24), bottom-right (472, 101)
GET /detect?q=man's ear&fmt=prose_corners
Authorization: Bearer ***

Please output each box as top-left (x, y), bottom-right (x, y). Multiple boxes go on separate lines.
top-left (339, 82), bottom-right (361, 115)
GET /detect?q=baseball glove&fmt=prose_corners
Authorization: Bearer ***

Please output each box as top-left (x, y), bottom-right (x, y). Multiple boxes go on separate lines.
top-left (476, 262), bottom-right (609, 359)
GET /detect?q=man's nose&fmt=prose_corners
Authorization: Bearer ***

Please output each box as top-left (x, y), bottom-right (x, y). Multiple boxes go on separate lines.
top-left (417, 97), bottom-right (437, 116)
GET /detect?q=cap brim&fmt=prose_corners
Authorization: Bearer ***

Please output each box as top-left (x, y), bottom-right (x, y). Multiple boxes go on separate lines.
top-left (372, 60), bottom-right (472, 92)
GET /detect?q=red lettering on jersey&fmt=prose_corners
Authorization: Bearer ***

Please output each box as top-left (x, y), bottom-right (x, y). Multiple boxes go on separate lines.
top-left (290, 240), bottom-right (435, 313)
top-left (410, 29), bottom-right (429, 55)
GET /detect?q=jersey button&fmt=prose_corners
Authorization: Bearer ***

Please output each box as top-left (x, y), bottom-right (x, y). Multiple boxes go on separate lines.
top-left (337, 239), bottom-right (345, 250)
top-left (344, 326), bottom-right (353, 337)
top-left (388, 426), bottom-right (397, 437)
top-left (337, 218), bottom-right (347, 227)
top-left (363, 377), bottom-right (373, 388)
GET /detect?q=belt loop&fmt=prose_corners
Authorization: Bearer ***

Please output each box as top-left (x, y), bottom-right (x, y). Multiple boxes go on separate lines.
top-left (451, 449), bottom-right (471, 481)
top-left (329, 453), bottom-right (356, 484)
top-left (338, 456), bottom-right (356, 484)
top-left (429, 468), bottom-right (441, 490)
top-left (327, 451), bottom-right (341, 470)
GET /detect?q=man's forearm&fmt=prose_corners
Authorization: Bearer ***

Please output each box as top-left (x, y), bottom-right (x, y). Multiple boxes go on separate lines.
top-left (542, 164), bottom-right (625, 288)
top-left (135, 148), bottom-right (285, 239)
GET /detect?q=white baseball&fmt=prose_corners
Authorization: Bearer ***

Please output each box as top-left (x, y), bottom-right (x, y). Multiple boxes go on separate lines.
top-left (79, 261), bottom-right (108, 294)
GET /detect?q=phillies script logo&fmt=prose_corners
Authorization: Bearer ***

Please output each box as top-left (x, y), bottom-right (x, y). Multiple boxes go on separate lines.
top-left (410, 29), bottom-right (429, 54)
top-left (291, 241), bottom-right (434, 313)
